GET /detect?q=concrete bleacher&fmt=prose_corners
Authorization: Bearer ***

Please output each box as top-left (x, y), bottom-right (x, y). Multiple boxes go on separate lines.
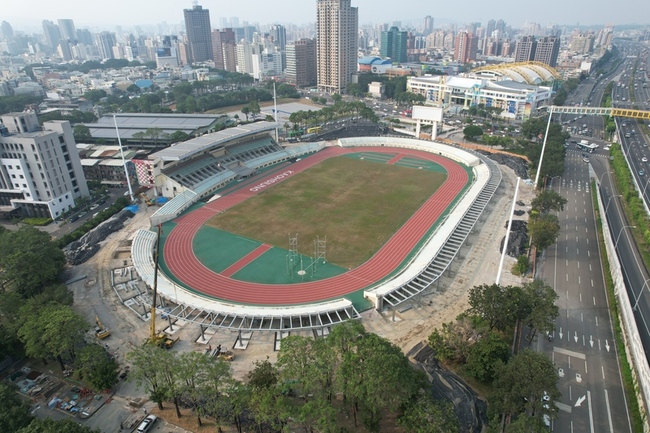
top-left (150, 189), bottom-right (198, 227)
top-left (130, 229), bottom-right (360, 331)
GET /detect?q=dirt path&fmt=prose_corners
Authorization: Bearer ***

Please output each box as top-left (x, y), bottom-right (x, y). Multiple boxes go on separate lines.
top-left (69, 162), bottom-right (534, 383)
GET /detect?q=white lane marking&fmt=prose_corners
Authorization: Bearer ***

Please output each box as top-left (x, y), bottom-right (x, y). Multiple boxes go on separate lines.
top-left (605, 389), bottom-right (614, 433)
top-left (594, 296), bottom-right (596, 305)
top-left (602, 366), bottom-right (606, 380)
top-left (596, 316), bottom-right (598, 326)
top-left (591, 279), bottom-right (594, 287)
top-left (555, 347), bottom-right (586, 360)
top-left (585, 360), bottom-right (588, 374)
top-left (580, 293), bottom-right (582, 302)
top-left (588, 391), bottom-right (595, 433)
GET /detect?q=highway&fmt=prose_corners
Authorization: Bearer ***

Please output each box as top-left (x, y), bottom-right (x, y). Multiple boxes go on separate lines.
top-left (538, 150), bottom-right (632, 432)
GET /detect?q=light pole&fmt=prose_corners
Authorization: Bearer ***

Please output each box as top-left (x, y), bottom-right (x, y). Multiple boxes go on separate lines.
top-left (534, 107), bottom-right (555, 189)
top-left (614, 225), bottom-right (636, 249)
top-left (599, 171), bottom-right (612, 185)
top-left (633, 278), bottom-right (650, 311)
top-left (604, 194), bottom-right (622, 214)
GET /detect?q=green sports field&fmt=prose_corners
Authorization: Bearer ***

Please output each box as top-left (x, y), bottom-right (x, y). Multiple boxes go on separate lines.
top-left (205, 155), bottom-right (447, 269)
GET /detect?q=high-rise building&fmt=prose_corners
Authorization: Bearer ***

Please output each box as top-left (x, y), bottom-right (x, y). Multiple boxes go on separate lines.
top-left (423, 16), bottom-right (434, 36)
top-left (380, 26), bottom-right (408, 63)
top-left (96, 32), bottom-right (116, 60)
top-left (570, 32), bottom-right (595, 54)
top-left (183, 4), bottom-right (213, 63)
top-left (212, 28), bottom-right (237, 71)
top-left (76, 29), bottom-right (93, 46)
top-left (1, 21), bottom-right (14, 41)
top-left (270, 24), bottom-right (287, 70)
top-left (0, 112), bottom-right (89, 219)
top-left (514, 35), bottom-right (536, 62)
top-left (316, 0), bottom-right (358, 94)
top-left (454, 31), bottom-right (477, 63)
top-left (514, 35), bottom-right (559, 67)
top-left (57, 40), bottom-right (73, 61)
top-left (286, 38), bottom-right (317, 88)
top-left (42, 20), bottom-right (60, 50)
top-left (533, 36), bottom-right (560, 67)
top-left (57, 19), bottom-right (76, 42)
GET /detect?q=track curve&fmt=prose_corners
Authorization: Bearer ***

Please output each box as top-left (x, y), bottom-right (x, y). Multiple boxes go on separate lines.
top-left (163, 146), bottom-right (468, 305)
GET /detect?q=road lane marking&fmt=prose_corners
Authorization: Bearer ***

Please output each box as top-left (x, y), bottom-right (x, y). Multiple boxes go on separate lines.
top-left (580, 293), bottom-right (582, 302)
top-left (588, 391), bottom-right (595, 433)
top-left (596, 316), bottom-right (598, 326)
top-left (556, 401), bottom-right (573, 413)
top-left (554, 347), bottom-right (586, 360)
top-left (585, 360), bottom-right (588, 373)
top-left (579, 276), bottom-right (581, 284)
top-left (605, 389), bottom-right (614, 433)
top-left (589, 264), bottom-right (592, 271)
top-left (594, 296), bottom-right (596, 305)
top-left (591, 279), bottom-right (594, 287)
top-left (602, 366), bottom-right (605, 380)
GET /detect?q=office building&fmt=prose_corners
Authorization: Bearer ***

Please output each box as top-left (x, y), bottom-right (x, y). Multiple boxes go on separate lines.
top-left (212, 28), bottom-right (237, 71)
top-left (57, 19), bottom-right (76, 41)
top-left (514, 35), bottom-right (560, 67)
top-left (423, 16), bottom-right (434, 36)
top-left (286, 38), bottom-right (317, 87)
top-left (96, 31), bottom-right (116, 60)
top-left (534, 36), bottom-right (560, 67)
top-left (570, 32), bottom-right (595, 54)
top-left (316, 0), bottom-right (358, 94)
top-left (183, 4), bottom-right (213, 63)
top-left (0, 112), bottom-right (89, 219)
top-left (42, 20), bottom-right (61, 50)
top-left (380, 26), bottom-right (408, 63)
top-left (454, 31), bottom-right (478, 63)
top-left (514, 35), bottom-right (536, 62)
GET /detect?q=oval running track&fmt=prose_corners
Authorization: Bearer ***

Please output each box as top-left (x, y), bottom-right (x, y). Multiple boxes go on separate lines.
top-left (163, 146), bottom-right (468, 305)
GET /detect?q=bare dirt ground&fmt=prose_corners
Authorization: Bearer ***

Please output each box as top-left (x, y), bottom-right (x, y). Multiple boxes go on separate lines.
top-left (67, 162), bottom-right (535, 389)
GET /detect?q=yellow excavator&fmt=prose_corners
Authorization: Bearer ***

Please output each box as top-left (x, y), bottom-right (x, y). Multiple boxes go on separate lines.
top-left (95, 316), bottom-right (110, 339)
top-left (139, 193), bottom-right (155, 206)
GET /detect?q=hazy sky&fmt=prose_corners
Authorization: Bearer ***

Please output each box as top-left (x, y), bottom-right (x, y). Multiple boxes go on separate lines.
top-left (2, 0), bottom-right (647, 31)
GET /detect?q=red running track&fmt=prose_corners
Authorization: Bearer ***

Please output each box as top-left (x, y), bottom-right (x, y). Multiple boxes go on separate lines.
top-left (164, 146), bottom-right (468, 305)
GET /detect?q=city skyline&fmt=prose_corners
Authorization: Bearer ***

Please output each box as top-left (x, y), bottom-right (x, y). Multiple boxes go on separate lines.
top-left (2, 0), bottom-right (648, 31)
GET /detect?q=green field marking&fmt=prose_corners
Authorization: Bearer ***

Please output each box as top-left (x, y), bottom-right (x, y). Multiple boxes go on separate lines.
top-left (192, 226), bottom-right (262, 272)
top-left (343, 152), bottom-right (394, 163)
top-left (206, 156), bottom-right (447, 269)
top-left (394, 157), bottom-right (447, 172)
top-left (231, 247), bottom-right (347, 284)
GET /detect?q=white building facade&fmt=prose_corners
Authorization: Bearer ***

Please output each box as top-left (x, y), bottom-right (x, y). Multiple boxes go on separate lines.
top-left (0, 112), bottom-right (89, 219)
top-left (407, 75), bottom-right (552, 119)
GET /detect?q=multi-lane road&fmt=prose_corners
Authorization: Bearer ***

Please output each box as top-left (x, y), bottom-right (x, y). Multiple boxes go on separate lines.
top-left (538, 149), bottom-right (632, 432)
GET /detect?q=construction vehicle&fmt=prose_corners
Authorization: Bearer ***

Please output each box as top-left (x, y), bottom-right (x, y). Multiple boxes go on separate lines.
top-left (147, 332), bottom-right (178, 350)
top-left (139, 193), bottom-right (155, 206)
top-left (95, 316), bottom-right (110, 339)
top-left (216, 350), bottom-right (235, 361)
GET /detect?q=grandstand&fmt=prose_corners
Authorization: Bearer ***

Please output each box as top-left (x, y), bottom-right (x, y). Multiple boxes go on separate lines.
top-left (143, 121), bottom-right (323, 226)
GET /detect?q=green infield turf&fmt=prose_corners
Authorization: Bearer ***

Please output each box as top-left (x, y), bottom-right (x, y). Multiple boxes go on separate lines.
top-left (205, 155), bottom-right (447, 269)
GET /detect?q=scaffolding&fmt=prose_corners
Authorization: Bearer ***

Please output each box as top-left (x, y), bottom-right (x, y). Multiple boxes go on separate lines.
top-left (286, 233), bottom-right (299, 277)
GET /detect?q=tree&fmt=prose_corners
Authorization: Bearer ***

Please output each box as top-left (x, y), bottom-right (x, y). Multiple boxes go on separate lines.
top-left (73, 124), bottom-right (92, 142)
top-left (398, 395), bottom-right (460, 433)
top-left (247, 100), bottom-right (261, 117)
top-left (82, 89), bottom-right (107, 103)
top-left (467, 283), bottom-right (524, 332)
top-left (247, 357), bottom-right (278, 390)
top-left (18, 304), bottom-right (90, 370)
top-left (131, 131), bottom-right (146, 149)
top-left (463, 330), bottom-right (510, 382)
top-left (531, 190), bottom-right (567, 214)
top-left (491, 349), bottom-right (559, 419)
top-left (169, 131), bottom-right (189, 144)
top-left (528, 214), bottom-right (560, 252)
top-left (241, 106), bottom-right (250, 121)
top-left (0, 226), bottom-right (66, 297)
top-left (331, 93), bottom-right (343, 104)
top-left (126, 84), bottom-right (141, 94)
top-left (0, 382), bottom-right (33, 432)
top-left (75, 344), bottom-right (119, 391)
top-left (17, 418), bottom-right (100, 433)
top-left (127, 344), bottom-right (168, 410)
top-left (521, 280), bottom-right (559, 344)
top-left (463, 125), bottom-right (483, 140)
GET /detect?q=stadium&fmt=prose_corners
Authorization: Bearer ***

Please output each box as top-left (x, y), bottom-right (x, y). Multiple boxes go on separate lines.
top-left (131, 121), bottom-right (502, 336)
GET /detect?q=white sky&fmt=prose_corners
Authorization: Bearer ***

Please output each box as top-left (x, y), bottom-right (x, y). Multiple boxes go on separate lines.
top-left (2, 0), bottom-right (647, 32)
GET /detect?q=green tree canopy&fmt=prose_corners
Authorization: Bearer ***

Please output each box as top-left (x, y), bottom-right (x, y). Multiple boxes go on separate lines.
top-left (75, 344), bottom-right (119, 391)
top-left (398, 395), bottom-right (460, 433)
top-left (463, 125), bottom-right (483, 140)
top-left (528, 213), bottom-right (561, 252)
top-left (0, 226), bottom-right (66, 297)
top-left (169, 130), bottom-right (189, 143)
top-left (17, 418), bottom-right (100, 433)
top-left (73, 124), bottom-right (92, 142)
top-left (0, 382), bottom-right (33, 432)
top-left (531, 190), bottom-right (567, 214)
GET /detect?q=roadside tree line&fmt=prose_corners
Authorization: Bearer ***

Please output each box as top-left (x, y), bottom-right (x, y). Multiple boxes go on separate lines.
top-left (129, 320), bottom-right (460, 433)
top-left (428, 280), bottom-right (560, 431)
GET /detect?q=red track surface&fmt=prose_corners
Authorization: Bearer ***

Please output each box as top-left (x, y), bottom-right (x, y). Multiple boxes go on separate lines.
top-left (221, 244), bottom-right (272, 278)
top-left (164, 146), bottom-right (468, 305)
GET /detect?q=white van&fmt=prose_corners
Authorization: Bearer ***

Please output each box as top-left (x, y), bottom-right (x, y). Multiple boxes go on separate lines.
top-left (137, 415), bottom-right (157, 433)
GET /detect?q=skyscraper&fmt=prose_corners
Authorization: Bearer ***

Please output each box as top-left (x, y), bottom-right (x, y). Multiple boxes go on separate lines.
top-left (212, 28), bottom-right (237, 71)
top-left (514, 35), bottom-right (536, 62)
top-left (533, 36), bottom-right (560, 67)
top-left (42, 20), bottom-right (60, 50)
top-left (286, 38), bottom-right (317, 88)
top-left (316, 0), bottom-right (358, 94)
top-left (1, 21), bottom-right (14, 41)
top-left (380, 26), bottom-right (407, 63)
top-left (423, 16), bottom-right (434, 36)
top-left (183, 4), bottom-right (213, 63)
top-left (96, 31), bottom-right (116, 60)
top-left (57, 19), bottom-right (76, 41)
top-left (454, 31), bottom-right (477, 63)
